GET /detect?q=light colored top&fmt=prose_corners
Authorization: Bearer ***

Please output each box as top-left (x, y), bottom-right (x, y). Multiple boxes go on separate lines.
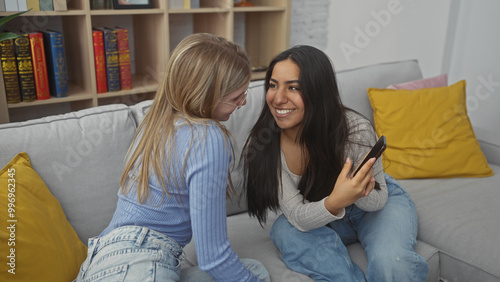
top-left (278, 110), bottom-right (388, 231)
top-left (101, 120), bottom-right (258, 282)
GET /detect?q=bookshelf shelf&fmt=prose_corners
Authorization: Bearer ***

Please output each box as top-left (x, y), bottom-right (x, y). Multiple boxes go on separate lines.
top-left (168, 8), bottom-right (230, 14)
top-left (96, 75), bottom-right (160, 98)
top-left (7, 93), bottom-right (94, 108)
top-left (22, 11), bottom-right (88, 16)
top-left (96, 87), bottom-right (156, 99)
top-left (251, 71), bottom-right (266, 81)
top-left (91, 9), bottom-right (165, 15)
top-left (233, 6), bottom-right (286, 12)
top-left (0, 0), bottom-right (290, 123)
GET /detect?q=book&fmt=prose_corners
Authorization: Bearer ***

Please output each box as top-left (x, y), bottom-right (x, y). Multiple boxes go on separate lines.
top-left (52, 0), bottom-right (66, 11)
top-left (29, 32), bottom-right (50, 100)
top-left (183, 0), bottom-right (199, 9)
top-left (42, 30), bottom-right (68, 97)
top-left (115, 27), bottom-right (132, 90)
top-left (99, 27), bottom-right (120, 92)
top-left (0, 39), bottom-right (21, 103)
top-left (92, 29), bottom-right (107, 93)
top-left (13, 35), bottom-right (37, 102)
top-left (5, 0), bottom-right (17, 11)
top-left (90, 0), bottom-right (111, 10)
top-left (103, 0), bottom-right (111, 9)
top-left (26, 0), bottom-right (40, 11)
top-left (39, 0), bottom-right (52, 10)
top-left (17, 0), bottom-right (27, 10)
top-left (168, 0), bottom-right (182, 9)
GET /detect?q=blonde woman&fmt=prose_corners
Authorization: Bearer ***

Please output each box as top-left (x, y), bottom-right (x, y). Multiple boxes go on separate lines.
top-left (75, 34), bottom-right (270, 282)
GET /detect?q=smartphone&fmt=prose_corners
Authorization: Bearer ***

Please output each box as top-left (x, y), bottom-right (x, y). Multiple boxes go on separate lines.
top-left (352, 135), bottom-right (386, 177)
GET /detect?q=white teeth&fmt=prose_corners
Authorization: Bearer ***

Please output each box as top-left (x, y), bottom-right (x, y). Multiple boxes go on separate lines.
top-left (277, 109), bottom-right (294, 114)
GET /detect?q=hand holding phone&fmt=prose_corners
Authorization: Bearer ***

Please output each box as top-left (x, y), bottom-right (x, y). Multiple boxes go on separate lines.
top-left (352, 136), bottom-right (386, 190)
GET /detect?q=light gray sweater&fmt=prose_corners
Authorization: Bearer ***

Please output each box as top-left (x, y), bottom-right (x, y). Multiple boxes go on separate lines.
top-left (278, 110), bottom-right (388, 231)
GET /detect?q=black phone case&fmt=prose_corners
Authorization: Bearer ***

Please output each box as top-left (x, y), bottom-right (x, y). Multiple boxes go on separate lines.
top-left (352, 135), bottom-right (386, 177)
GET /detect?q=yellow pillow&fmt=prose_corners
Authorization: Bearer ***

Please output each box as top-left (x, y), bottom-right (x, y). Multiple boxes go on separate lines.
top-left (367, 80), bottom-right (493, 179)
top-left (0, 152), bottom-right (87, 281)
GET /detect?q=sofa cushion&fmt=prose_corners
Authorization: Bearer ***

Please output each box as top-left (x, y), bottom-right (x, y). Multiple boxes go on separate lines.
top-left (0, 104), bottom-right (138, 243)
top-left (221, 80), bottom-right (267, 215)
top-left (181, 212), bottom-right (440, 282)
top-left (0, 152), bottom-right (87, 281)
top-left (400, 163), bottom-right (500, 281)
top-left (367, 80), bottom-right (493, 179)
top-left (182, 213), bottom-right (312, 281)
top-left (130, 99), bottom-right (153, 124)
top-left (336, 59), bottom-right (423, 123)
top-left (387, 73), bottom-right (448, 90)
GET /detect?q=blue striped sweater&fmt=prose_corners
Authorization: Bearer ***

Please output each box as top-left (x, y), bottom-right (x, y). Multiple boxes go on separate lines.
top-left (101, 120), bottom-right (258, 281)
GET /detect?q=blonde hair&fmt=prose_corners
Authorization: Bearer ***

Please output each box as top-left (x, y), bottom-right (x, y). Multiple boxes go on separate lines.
top-left (121, 33), bottom-right (251, 203)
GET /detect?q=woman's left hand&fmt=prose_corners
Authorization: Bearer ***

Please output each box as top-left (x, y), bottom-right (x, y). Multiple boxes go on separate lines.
top-left (324, 157), bottom-right (376, 215)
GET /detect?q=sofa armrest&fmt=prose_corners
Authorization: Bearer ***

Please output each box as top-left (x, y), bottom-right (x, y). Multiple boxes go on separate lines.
top-left (473, 125), bottom-right (500, 166)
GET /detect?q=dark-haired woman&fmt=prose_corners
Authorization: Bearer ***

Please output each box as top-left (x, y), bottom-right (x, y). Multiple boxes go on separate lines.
top-left (243, 46), bottom-right (428, 281)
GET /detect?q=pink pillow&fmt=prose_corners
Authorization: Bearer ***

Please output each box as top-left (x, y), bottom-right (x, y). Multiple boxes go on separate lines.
top-left (387, 74), bottom-right (448, 90)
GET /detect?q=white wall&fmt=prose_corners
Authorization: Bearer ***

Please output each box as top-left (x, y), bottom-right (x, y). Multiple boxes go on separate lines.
top-left (448, 0), bottom-right (500, 131)
top-left (325, 0), bottom-right (451, 76)
top-left (290, 0), bottom-right (330, 50)
top-left (313, 0), bottom-right (499, 132)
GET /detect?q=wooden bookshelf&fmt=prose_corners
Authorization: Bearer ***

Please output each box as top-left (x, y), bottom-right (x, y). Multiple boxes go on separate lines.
top-left (0, 0), bottom-right (291, 123)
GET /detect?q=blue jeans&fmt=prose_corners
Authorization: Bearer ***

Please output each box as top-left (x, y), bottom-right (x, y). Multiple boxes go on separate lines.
top-left (75, 226), bottom-right (270, 281)
top-left (180, 259), bottom-right (270, 282)
top-left (270, 174), bottom-right (429, 282)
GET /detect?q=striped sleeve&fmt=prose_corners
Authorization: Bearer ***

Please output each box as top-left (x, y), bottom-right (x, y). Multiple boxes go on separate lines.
top-left (278, 153), bottom-right (346, 232)
top-left (186, 124), bottom-right (259, 282)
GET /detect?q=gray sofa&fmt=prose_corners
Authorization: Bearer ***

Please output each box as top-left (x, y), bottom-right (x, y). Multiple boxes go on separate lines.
top-left (1, 60), bottom-right (499, 281)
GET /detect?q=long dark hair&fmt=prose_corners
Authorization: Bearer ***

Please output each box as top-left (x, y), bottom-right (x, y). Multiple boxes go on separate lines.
top-left (243, 46), bottom-right (350, 224)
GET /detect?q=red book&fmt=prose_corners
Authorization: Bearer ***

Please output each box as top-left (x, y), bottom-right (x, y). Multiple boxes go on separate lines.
top-left (115, 27), bottom-right (132, 90)
top-left (29, 32), bottom-right (50, 100)
top-left (92, 29), bottom-right (107, 93)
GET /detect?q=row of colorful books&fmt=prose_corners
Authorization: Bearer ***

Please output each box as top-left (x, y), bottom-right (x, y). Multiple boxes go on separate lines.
top-left (0, 0), bottom-right (66, 12)
top-left (92, 27), bottom-right (132, 93)
top-left (90, 0), bottom-right (200, 10)
top-left (1, 30), bottom-right (68, 104)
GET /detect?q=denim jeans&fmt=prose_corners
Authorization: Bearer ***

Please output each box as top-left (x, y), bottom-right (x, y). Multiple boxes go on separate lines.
top-left (75, 226), bottom-right (270, 281)
top-left (270, 174), bottom-right (429, 282)
top-left (180, 258), bottom-right (270, 282)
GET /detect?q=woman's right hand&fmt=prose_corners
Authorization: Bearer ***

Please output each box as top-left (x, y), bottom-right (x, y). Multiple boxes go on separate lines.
top-left (324, 157), bottom-right (376, 215)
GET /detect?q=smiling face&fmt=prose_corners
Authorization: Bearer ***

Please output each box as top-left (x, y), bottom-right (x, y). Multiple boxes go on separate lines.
top-left (266, 59), bottom-right (305, 137)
